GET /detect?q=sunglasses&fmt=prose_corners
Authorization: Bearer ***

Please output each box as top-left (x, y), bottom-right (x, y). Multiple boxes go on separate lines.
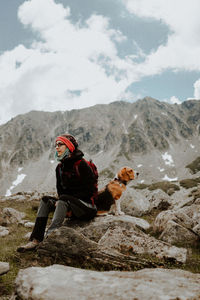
top-left (55, 142), bottom-right (65, 148)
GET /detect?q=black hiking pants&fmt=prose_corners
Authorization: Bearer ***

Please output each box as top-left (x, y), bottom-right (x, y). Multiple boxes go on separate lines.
top-left (30, 195), bottom-right (97, 242)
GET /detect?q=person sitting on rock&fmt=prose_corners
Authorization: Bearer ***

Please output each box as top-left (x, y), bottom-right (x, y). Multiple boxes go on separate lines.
top-left (17, 134), bottom-right (97, 252)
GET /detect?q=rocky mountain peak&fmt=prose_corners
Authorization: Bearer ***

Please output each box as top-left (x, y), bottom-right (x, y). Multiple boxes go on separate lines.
top-left (0, 98), bottom-right (199, 195)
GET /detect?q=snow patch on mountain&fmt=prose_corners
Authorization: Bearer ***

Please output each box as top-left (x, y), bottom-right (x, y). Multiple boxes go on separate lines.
top-left (158, 167), bottom-right (165, 172)
top-left (5, 174), bottom-right (27, 196)
top-left (162, 175), bottom-right (178, 182)
top-left (162, 152), bottom-right (174, 166)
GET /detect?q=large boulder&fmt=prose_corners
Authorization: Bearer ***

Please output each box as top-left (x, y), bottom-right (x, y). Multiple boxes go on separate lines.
top-left (120, 188), bottom-right (150, 216)
top-left (13, 265), bottom-right (200, 300)
top-left (144, 189), bottom-right (172, 212)
top-left (98, 226), bottom-right (187, 263)
top-left (153, 204), bottom-right (200, 244)
top-left (159, 220), bottom-right (198, 245)
top-left (77, 215), bottom-right (150, 242)
top-left (37, 226), bottom-right (152, 270)
top-left (36, 215), bottom-right (187, 269)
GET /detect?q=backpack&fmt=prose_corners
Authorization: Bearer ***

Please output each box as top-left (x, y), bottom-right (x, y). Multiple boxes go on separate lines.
top-left (74, 159), bottom-right (98, 206)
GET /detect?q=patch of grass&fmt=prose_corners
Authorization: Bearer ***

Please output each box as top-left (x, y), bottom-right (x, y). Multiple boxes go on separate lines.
top-left (133, 181), bottom-right (180, 195)
top-left (180, 177), bottom-right (200, 189)
top-left (0, 199), bottom-right (40, 296)
top-left (179, 243), bottom-right (200, 274)
top-left (148, 181), bottom-right (180, 195)
top-left (132, 183), bottom-right (149, 190)
top-left (188, 188), bottom-right (200, 201)
top-left (0, 226), bottom-right (39, 295)
top-left (186, 157), bottom-right (200, 174)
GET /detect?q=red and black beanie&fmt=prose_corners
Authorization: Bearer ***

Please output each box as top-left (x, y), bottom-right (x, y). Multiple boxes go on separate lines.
top-left (55, 134), bottom-right (78, 153)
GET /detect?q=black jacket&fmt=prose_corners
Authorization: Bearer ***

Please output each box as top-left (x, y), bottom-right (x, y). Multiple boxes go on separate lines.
top-left (56, 149), bottom-right (95, 203)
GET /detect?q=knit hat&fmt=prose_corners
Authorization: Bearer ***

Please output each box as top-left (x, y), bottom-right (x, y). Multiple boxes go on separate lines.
top-left (55, 134), bottom-right (78, 153)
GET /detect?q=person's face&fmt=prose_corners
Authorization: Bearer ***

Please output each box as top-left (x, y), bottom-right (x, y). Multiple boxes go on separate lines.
top-left (55, 141), bottom-right (67, 156)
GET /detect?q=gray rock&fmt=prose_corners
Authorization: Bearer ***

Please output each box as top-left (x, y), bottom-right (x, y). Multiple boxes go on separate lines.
top-left (153, 206), bottom-right (200, 244)
top-left (37, 226), bottom-right (154, 270)
top-left (37, 215), bottom-right (186, 267)
top-left (65, 214), bottom-right (150, 243)
top-left (24, 222), bottom-right (35, 228)
top-left (13, 265), bottom-right (200, 300)
top-left (193, 223), bottom-right (200, 235)
top-left (159, 220), bottom-right (198, 245)
top-left (146, 189), bottom-right (172, 211)
top-left (1, 207), bottom-right (25, 225)
top-left (98, 226), bottom-right (187, 263)
top-left (0, 226), bottom-right (9, 237)
top-left (0, 262), bottom-right (9, 276)
top-left (179, 204), bottom-right (200, 227)
top-left (153, 210), bottom-right (175, 233)
top-left (120, 188), bottom-right (150, 216)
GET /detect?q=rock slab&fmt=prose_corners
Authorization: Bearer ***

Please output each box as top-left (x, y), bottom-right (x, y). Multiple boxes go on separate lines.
top-left (37, 215), bottom-right (187, 270)
top-left (13, 264), bottom-right (200, 300)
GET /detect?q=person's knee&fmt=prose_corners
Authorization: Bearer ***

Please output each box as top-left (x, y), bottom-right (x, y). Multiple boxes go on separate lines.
top-left (56, 199), bottom-right (66, 205)
top-left (55, 200), bottom-right (69, 210)
top-left (41, 196), bottom-right (57, 208)
top-left (41, 196), bottom-right (50, 203)
top-left (59, 194), bottom-right (76, 202)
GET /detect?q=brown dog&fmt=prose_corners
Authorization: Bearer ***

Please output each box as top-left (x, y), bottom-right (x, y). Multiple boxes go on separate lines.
top-left (96, 167), bottom-right (138, 216)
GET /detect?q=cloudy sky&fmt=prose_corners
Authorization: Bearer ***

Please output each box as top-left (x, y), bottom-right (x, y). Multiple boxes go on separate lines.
top-left (0, 0), bottom-right (200, 124)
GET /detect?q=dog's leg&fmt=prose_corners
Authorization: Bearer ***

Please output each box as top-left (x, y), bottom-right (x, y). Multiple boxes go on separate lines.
top-left (114, 199), bottom-right (125, 216)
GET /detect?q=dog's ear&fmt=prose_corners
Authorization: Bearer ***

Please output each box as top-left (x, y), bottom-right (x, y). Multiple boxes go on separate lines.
top-left (126, 168), bottom-right (135, 180)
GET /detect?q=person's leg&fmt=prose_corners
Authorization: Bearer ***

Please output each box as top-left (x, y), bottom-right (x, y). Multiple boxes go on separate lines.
top-left (30, 197), bottom-right (56, 242)
top-left (17, 197), bottom-right (56, 252)
top-left (45, 200), bottom-right (69, 236)
top-left (69, 198), bottom-right (97, 220)
top-left (59, 195), bottom-right (97, 220)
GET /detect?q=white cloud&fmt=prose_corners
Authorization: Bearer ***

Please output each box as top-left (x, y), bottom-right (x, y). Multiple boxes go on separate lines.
top-left (194, 79), bottom-right (200, 99)
top-left (0, 0), bottom-right (200, 124)
top-left (169, 96), bottom-right (181, 104)
top-left (0, 0), bottom-right (136, 124)
top-left (124, 0), bottom-right (200, 75)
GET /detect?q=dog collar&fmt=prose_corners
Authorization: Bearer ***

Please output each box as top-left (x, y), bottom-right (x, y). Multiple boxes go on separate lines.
top-left (114, 176), bottom-right (127, 186)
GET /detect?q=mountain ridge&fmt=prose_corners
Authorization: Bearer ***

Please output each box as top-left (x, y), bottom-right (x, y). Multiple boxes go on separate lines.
top-left (0, 97), bottom-right (199, 195)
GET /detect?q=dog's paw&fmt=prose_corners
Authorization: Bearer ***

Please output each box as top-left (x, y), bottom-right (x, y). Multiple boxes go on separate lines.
top-left (119, 211), bottom-right (125, 216)
top-left (115, 211), bottom-right (125, 216)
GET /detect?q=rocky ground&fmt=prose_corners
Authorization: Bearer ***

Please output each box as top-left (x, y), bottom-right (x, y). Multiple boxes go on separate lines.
top-left (0, 180), bottom-right (200, 299)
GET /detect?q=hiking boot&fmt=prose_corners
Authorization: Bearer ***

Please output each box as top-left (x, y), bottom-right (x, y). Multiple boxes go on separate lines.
top-left (17, 239), bottom-right (39, 252)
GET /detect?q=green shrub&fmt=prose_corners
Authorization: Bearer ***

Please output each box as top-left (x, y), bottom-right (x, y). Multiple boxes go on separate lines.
top-left (133, 181), bottom-right (180, 195)
top-left (180, 177), bottom-right (200, 189)
top-left (186, 157), bottom-right (200, 174)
